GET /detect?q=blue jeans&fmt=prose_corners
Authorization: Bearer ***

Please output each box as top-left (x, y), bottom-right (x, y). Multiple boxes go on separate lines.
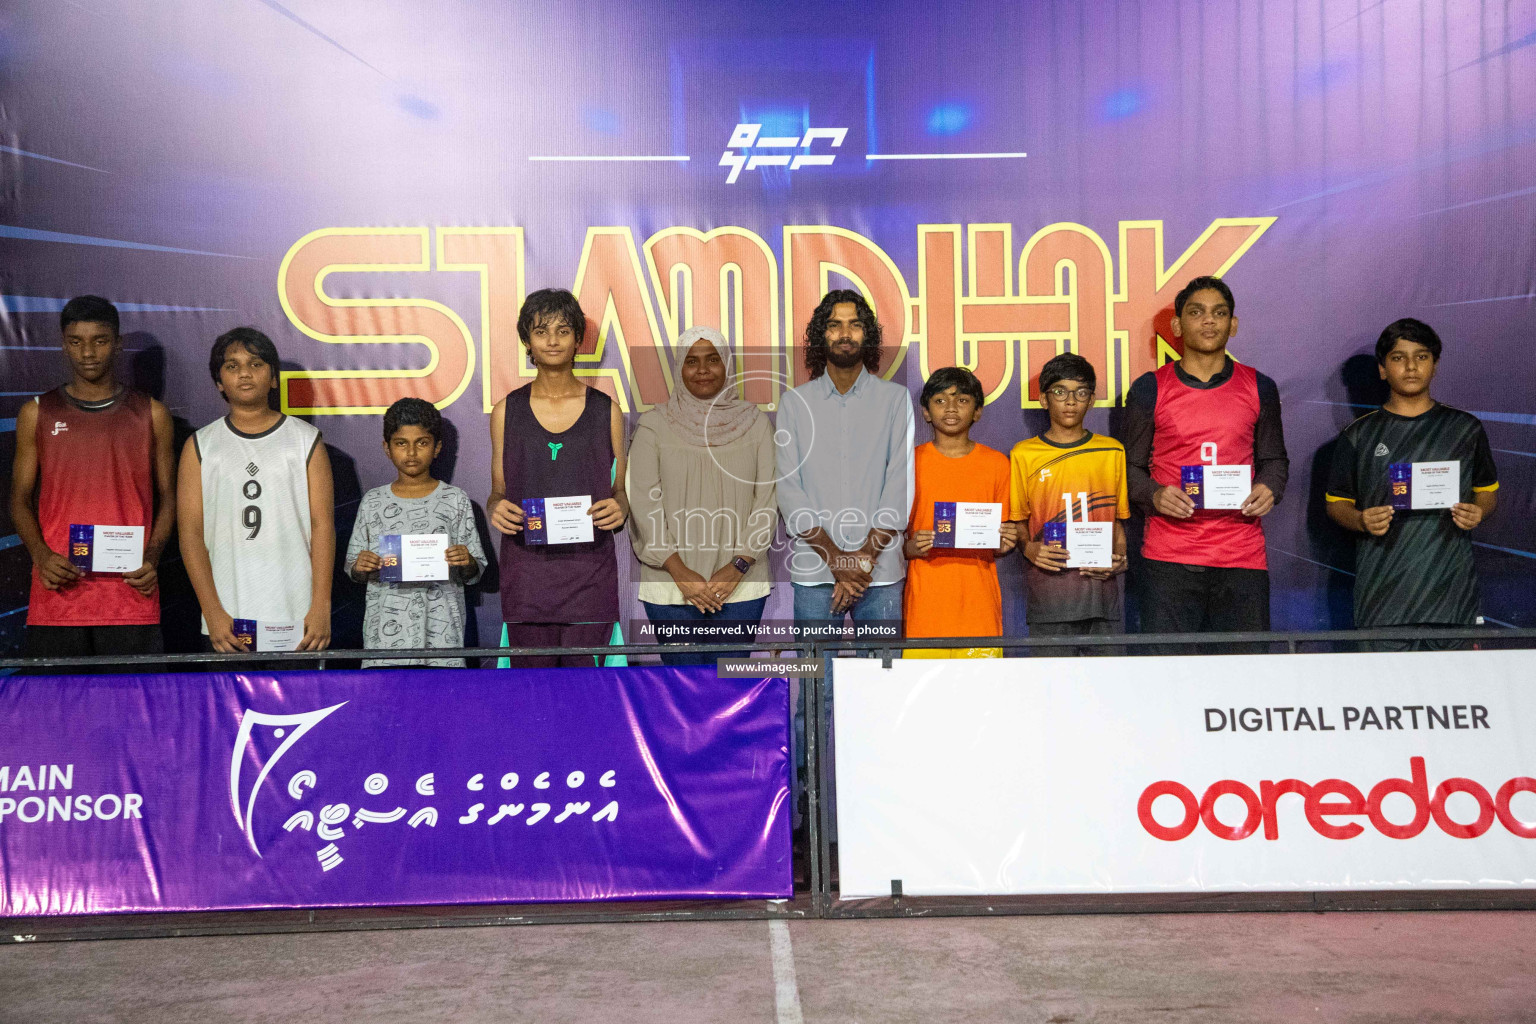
top-left (791, 581), bottom-right (904, 784)
top-left (642, 597), bottom-right (768, 667)
top-left (791, 580), bottom-right (904, 642)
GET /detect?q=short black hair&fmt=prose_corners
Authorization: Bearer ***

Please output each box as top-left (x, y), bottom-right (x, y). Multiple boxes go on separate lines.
top-left (920, 365), bottom-right (985, 408)
top-left (208, 327), bottom-right (281, 395)
top-left (1375, 318), bottom-right (1442, 364)
top-left (1038, 352), bottom-right (1097, 395)
top-left (60, 295), bottom-right (119, 335)
top-left (516, 288), bottom-right (586, 348)
top-left (383, 397), bottom-right (442, 443)
top-left (1174, 276), bottom-right (1235, 317)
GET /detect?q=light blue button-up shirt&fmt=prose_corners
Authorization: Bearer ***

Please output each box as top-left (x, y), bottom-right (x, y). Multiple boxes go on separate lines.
top-left (775, 367), bottom-right (916, 585)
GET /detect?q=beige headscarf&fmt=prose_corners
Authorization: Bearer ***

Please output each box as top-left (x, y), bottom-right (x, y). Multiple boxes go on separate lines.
top-left (660, 326), bottom-right (759, 447)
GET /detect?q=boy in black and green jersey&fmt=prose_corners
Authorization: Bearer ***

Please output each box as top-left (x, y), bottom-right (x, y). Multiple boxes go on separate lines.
top-left (1325, 319), bottom-right (1499, 649)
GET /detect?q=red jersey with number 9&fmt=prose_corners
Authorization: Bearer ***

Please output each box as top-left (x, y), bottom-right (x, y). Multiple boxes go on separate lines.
top-left (1144, 360), bottom-right (1267, 570)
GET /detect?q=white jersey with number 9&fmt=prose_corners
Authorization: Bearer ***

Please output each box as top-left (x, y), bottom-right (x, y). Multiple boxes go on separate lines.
top-left (194, 414), bottom-right (319, 633)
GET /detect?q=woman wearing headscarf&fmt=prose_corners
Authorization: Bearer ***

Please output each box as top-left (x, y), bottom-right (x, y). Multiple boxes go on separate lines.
top-left (626, 326), bottom-right (777, 665)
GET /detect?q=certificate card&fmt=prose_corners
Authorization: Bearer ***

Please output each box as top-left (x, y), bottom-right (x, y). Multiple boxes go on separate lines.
top-left (1180, 464), bottom-right (1252, 510)
top-left (1065, 522), bottom-right (1113, 569)
top-left (231, 619), bottom-right (302, 652)
top-left (378, 534), bottom-right (450, 582)
top-left (1390, 461), bottom-right (1459, 511)
top-left (932, 501), bottom-right (1001, 549)
top-left (68, 524), bottom-right (144, 574)
top-left (522, 495), bottom-right (595, 546)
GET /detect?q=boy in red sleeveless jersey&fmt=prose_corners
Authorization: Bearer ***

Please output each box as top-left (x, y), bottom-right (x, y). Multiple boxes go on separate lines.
top-left (9, 296), bottom-right (176, 660)
top-left (1123, 277), bottom-right (1288, 652)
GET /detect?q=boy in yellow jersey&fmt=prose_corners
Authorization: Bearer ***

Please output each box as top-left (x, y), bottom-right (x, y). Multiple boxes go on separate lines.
top-left (1009, 353), bottom-right (1130, 654)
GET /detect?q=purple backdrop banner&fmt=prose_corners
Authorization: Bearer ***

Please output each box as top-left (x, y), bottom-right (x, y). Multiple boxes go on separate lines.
top-left (1, 1), bottom-right (1532, 646)
top-left (0, 666), bottom-right (791, 916)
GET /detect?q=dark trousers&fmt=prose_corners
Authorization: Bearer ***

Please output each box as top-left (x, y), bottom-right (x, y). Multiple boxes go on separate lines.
top-left (502, 621), bottom-right (615, 668)
top-left (642, 596), bottom-right (768, 666)
top-left (1139, 558), bottom-right (1271, 654)
top-left (1028, 617), bottom-right (1123, 657)
top-left (24, 624), bottom-right (164, 674)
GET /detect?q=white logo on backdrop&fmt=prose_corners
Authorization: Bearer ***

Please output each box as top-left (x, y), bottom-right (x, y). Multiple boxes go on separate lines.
top-left (229, 703), bottom-right (348, 856)
top-left (228, 703), bottom-right (622, 874)
top-left (719, 123), bottom-right (847, 183)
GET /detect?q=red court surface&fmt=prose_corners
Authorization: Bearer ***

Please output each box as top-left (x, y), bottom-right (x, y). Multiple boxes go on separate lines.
top-left (4, 911), bottom-right (1534, 1023)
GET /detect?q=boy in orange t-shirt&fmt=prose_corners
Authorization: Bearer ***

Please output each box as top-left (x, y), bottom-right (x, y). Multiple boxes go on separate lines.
top-left (903, 366), bottom-right (1018, 657)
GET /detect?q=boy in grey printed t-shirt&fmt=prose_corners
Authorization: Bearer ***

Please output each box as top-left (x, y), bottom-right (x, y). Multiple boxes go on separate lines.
top-left (345, 399), bottom-right (486, 667)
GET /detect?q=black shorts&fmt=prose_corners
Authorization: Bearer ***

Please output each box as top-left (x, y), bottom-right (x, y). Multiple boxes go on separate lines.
top-left (1359, 626), bottom-right (1473, 653)
top-left (23, 624), bottom-right (164, 674)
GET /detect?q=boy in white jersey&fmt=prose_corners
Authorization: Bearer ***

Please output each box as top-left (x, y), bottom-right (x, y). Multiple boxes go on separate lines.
top-left (177, 327), bottom-right (335, 653)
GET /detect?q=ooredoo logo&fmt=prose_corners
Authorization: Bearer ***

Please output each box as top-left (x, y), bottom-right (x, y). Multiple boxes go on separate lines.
top-left (1138, 757), bottom-right (1536, 841)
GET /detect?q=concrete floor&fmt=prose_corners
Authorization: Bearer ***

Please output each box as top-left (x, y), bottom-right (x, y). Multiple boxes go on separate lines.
top-left (3, 911), bottom-right (1535, 1023)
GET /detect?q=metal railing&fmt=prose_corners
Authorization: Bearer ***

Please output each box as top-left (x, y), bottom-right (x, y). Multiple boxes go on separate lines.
top-left (3, 624), bottom-right (1535, 940)
top-left (4, 624), bottom-right (1529, 671)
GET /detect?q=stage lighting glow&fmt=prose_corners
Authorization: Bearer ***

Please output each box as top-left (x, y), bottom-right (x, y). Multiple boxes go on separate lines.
top-left (584, 107), bottom-right (621, 135)
top-left (926, 103), bottom-right (971, 135)
top-left (739, 105), bottom-right (808, 144)
top-left (396, 94), bottom-right (440, 120)
top-left (1100, 87), bottom-right (1144, 121)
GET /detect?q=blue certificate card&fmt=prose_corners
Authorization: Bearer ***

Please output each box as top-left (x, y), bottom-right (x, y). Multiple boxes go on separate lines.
top-left (69, 523), bottom-right (93, 572)
top-left (522, 497), bottom-right (549, 545)
top-left (377, 534), bottom-right (404, 583)
top-left (932, 502), bottom-right (958, 548)
top-left (231, 619), bottom-right (258, 650)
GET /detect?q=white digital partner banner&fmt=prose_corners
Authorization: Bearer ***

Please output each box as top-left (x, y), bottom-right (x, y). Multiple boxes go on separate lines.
top-left (835, 650), bottom-right (1536, 898)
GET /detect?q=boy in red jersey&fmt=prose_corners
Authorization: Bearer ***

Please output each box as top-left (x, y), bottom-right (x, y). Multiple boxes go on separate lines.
top-left (9, 296), bottom-right (176, 660)
top-left (1123, 277), bottom-right (1288, 652)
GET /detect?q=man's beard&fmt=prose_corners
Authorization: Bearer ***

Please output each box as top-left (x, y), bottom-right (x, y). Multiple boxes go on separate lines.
top-left (826, 342), bottom-right (865, 369)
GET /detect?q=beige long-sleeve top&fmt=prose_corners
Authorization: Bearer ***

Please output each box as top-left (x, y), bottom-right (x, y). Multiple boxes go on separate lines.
top-left (624, 409), bottom-right (777, 605)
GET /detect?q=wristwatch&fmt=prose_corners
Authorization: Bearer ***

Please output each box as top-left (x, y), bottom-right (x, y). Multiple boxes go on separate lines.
top-left (732, 556), bottom-right (753, 575)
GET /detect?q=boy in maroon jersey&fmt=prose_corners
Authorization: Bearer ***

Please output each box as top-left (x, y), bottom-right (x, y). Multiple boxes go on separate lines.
top-left (1123, 276), bottom-right (1288, 652)
top-left (9, 296), bottom-right (177, 660)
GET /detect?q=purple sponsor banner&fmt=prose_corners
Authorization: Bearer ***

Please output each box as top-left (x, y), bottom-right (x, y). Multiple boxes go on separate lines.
top-left (0, 666), bottom-right (791, 916)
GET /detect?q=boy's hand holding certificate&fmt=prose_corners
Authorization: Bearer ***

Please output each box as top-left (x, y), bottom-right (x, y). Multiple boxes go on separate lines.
top-left (1042, 519), bottom-right (1113, 569)
top-left (68, 524), bottom-right (144, 574)
top-left (231, 618), bottom-right (302, 652)
top-left (378, 534), bottom-right (450, 582)
top-left (932, 501), bottom-right (1002, 549)
top-left (522, 495), bottom-right (595, 545)
top-left (1180, 464), bottom-right (1252, 510)
top-left (1389, 460), bottom-right (1459, 510)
